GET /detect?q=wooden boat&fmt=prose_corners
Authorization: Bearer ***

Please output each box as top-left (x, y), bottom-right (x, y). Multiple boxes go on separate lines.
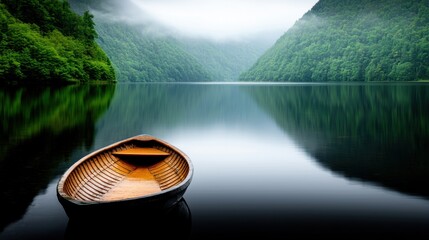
top-left (57, 134), bottom-right (193, 219)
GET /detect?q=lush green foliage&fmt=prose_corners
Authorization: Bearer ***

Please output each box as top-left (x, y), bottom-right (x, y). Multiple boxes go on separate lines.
top-left (69, 0), bottom-right (268, 82)
top-left (95, 22), bottom-right (212, 82)
top-left (0, 1), bottom-right (115, 83)
top-left (96, 21), bottom-right (269, 82)
top-left (240, 0), bottom-right (429, 82)
top-left (69, 0), bottom-right (212, 82)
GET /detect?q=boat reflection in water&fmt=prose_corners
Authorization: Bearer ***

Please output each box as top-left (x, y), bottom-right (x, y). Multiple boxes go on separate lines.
top-left (64, 198), bottom-right (192, 239)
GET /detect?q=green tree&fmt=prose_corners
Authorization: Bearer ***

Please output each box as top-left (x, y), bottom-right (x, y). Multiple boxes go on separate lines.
top-left (0, 1), bottom-right (115, 83)
top-left (240, 0), bottom-right (429, 82)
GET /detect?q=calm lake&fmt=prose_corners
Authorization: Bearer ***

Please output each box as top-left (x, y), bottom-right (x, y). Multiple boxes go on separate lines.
top-left (1, 82), bottom-right (429, 239)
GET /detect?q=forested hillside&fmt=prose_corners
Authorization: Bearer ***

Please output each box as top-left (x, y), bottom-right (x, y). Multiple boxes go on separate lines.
top-left (240, 0), bottom-right (429, 82)
top-left (0, 0), bottom-right (115, 83)
top-left (69, 0), bottom-right (212, 82)
top-left (94, 22), bottom-right (212, 82)
top-left (180, 39), bottom-right (269, 81)
top-left (69, 0), bottom-right (268, 82)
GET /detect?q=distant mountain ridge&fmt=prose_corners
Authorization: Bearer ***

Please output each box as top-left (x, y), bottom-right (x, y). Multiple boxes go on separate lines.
top-left (69, 0), bottom-right (268, 82)
top-left (240, 0), bottom-right (429, 82)
top-left (69, 0), bottom-right (212, 82)
top-left (180, 38), bottom-right (269, 81)
top-left (93, 20), bottom-right (212, 82)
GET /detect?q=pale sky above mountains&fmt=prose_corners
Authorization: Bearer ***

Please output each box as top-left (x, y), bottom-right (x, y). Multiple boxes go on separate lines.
top-left (128, 0), bottom-right (319, 41)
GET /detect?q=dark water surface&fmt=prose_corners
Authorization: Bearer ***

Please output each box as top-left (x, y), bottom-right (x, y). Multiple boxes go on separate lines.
top-left (1, 82), bottom-right (429, 239)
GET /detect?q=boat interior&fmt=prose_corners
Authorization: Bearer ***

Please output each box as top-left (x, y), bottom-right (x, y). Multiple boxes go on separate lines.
top-left (61, 140), bottom-right (190, 202)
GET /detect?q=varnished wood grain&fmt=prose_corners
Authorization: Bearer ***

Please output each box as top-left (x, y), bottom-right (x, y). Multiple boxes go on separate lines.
top-left (58, 135), bottom-right (191, 204)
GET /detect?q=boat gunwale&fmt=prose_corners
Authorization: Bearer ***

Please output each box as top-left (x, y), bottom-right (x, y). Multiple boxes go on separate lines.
top-left (57, 134), bottom-right (193, 206)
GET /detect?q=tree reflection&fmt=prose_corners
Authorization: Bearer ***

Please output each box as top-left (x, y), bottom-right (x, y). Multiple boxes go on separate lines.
top-left (0, 84), bottom-right (115, 232)
top-left (247, 83), bottom-right (429, 199)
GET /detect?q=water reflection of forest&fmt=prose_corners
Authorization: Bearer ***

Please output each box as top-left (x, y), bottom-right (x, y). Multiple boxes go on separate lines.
top-left (247, 83), bottom-right (429, 199)
top-left (0, 84), bottom-right (115, 232)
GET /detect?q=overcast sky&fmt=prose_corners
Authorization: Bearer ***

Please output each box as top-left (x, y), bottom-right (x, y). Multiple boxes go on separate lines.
top-left (129, 0), bottom-right (319, 41)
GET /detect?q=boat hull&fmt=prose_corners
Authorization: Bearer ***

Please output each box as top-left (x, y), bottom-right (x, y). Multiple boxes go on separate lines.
top-left (58, 180), bottom-right (190, 219)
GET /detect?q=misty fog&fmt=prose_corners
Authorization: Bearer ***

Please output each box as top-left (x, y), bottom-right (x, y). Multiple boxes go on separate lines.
top-left (85, 0), bottom-right (318, 42)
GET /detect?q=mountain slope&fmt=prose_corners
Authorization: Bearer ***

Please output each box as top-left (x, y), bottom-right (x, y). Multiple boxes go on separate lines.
top-left (69, 0), bottom-right (212, 82)
top-left (0, 0), bottom-right (115, 83)
top-left (69, 0), bottom-right (269, 82)
top-left (95, 22), bottom-right (212, 82)
top-left (180, 38), bottom-right (269, 81)
top-left (240, 0), bottom-right (429, 82)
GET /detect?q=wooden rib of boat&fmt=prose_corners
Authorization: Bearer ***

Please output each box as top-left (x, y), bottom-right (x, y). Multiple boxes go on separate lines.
top-left (57, 134), bottom-right (193, 218)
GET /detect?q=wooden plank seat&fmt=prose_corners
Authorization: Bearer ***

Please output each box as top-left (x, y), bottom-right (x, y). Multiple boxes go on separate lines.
top-left (112, 147), bottom-right (170, 157)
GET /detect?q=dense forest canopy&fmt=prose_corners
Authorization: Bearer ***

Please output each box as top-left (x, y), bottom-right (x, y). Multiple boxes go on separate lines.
top-left (0, 0), bottom-right (115, 83)
top-left (240, 0), bottom-right (429, 82)
top-left (94, 21), bottom-right (212, 82)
